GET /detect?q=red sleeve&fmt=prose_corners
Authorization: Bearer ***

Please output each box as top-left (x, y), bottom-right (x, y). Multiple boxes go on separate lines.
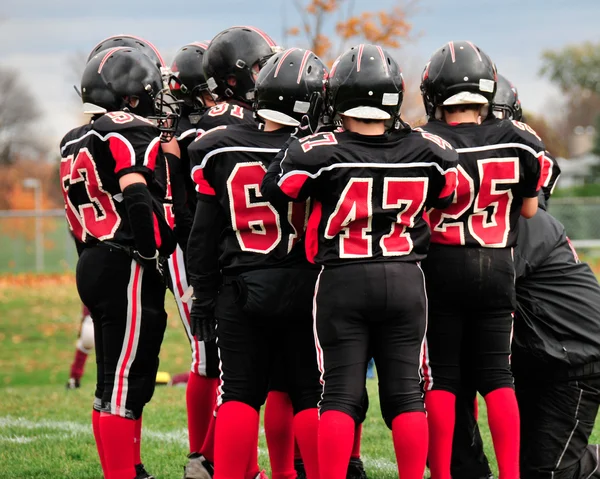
top-left (192, 166), bottom-right (216, 196)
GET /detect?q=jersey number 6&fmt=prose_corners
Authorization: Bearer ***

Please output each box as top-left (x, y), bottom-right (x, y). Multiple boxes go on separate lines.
top-left (227, 162), bottom-right (307, 254)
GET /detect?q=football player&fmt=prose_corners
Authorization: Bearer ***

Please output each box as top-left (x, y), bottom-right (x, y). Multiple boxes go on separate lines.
top-left (419, 41), bottom-right (544, 479)
top-left (181, 26), bottom-right (281, 479)
top-left (66, 34), bottom-right (169, 395)
top-left (187, 47), bottom-right (327, 479)
top-left (61, 47), bottom-right (178, 479)
top-left (66, 304), bottom-right (94, 389)
top-left (450, 75), bottom-right (566, 479)
top-left (261, 43), bottom-right (459, 479)
top-left (167, 41), bottom-right (224, 479)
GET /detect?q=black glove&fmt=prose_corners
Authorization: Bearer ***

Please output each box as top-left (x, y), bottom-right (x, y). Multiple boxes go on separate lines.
top-left (190, 299), bottom-right (216, 342)
top-left (132, 250), bottom-right (165, 280)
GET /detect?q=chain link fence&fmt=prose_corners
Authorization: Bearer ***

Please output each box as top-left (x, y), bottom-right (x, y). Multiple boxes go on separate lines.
top-left (1, 199), bottom-right (600, 273)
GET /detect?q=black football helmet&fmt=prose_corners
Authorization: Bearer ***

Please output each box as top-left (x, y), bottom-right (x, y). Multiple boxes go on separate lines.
top-left (169, 42), bottom-right (213, 111)
top-left (254, 48), bottom-right (327, 131)
top-left (87, 34), bottom-right (165, 70)
top-left (493, 74), bottom-right (522, 121)
top-left (82, 47), bottom-right (180, 139)
top-left (203, 26), bottom-right (282, 103)
top-left (327, 44), bottom-right (404, 124)
top-left (420, 41), bottom-right (497, 120)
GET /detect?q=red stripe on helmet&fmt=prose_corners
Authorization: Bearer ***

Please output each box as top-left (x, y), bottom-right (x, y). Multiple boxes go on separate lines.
top-left (92, 34), bottom-right (165, 67)
top-left (376, 46), bottom-right (389, 75)
top-left (97, 47), bottom-right (129, 73)
top-left (466, 41), bottom-right (483, 62)
top-left (274, 48), bottom-right (299, 78)
top-left (356, 44), bottom-right (365, 72)
top-left (190, 42), bottom-right (210, 50)
top-left (233, 25), bottom-right (277, 47)
top-left (297, 50), bottom-right (312, 84)
top-left (448, 41), bottom-right (456, 63)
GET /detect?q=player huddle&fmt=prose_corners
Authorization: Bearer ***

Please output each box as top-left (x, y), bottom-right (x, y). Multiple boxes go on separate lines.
top-left (60, 25), bottom-right (600, 479)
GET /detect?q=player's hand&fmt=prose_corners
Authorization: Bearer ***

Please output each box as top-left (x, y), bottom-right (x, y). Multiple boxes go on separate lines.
top-left (190, 300), bottom-right (216, 342)
top-left (161, 137), bottom-right (181, 158)
top-left (132, 250), bottom-right (165, 279)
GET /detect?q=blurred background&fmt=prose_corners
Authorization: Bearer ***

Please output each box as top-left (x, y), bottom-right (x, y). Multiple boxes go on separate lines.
top-left (1, 0), bottom-right (599, 273)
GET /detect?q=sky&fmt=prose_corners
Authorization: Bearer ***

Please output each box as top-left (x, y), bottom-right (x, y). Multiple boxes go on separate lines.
top-left (1, 0), bottom-right (599, 149)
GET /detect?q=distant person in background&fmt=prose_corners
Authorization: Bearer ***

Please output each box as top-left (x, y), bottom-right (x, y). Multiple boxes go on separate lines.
top-left (66, 304), bottom-right (94, 389)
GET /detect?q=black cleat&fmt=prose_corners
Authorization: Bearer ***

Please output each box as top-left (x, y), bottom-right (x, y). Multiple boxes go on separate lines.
top-left (347, 457), bottom-right (368, 479)
top-left (135, 463), bottom-right (155, 479)
top-left (183, 453), bottom-right (214, 479)
top-left (294, 458), bottom-right (307, 479)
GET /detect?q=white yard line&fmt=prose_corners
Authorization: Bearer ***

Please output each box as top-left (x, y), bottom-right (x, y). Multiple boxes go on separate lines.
top-left (0, 416), bottom-right (398, 473)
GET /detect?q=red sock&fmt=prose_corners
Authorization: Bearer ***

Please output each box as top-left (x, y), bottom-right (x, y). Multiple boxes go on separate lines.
top-left (351, 423), bottom-right (362, 459)
top-left (392, 412), bottom-right (428, 479)
top-left (473, 395), bottom-right (479, 421)
top-left (485, 388), bottom-right (520, 479)
top-left (99, 412), bottom-right (136, 479)
top-left (318, 411), bottom-right (355, 479)
top-left (294, 440), bottom-right (301, 461)
top-left (425, 390), bottom-right (455, 479)
top-left (214, 401), bottom-right (259, 479)
top-left (133, 416), bottom-right (142, 465)
top-left (70, 349), bottom-right (88, 380)
top-left (245, 423), bottom-right (260, 479)
top-left (294, 408), bottom-right (320, 479)
top-left (187, 372), bottom-right (219, 453)
top-left (264, 392), bottom-right (295, 479)
top-left (92, 409), bottom-right (108, 475)
top-left (201, 413), bottom-right (216, 462)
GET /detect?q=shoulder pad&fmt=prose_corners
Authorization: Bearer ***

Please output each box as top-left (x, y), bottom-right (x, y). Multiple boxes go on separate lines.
top-left (295, 131), bottom-right (339, 153)
top-left (60, 124), bottom-right (93, 151)
top-left (504, 119), bottom-right (545, 151)
top-left (412, 127), bottom-right (458, 164)
top-left (92, 111), bottom-right (158, 134)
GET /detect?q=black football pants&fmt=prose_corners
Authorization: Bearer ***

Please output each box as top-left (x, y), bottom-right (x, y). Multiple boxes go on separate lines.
top-left (314, 262), bottom-right (427, 429)
top-left (421, 245), bottom-right (516, 396)
top-left (452, 375), bottom-right (600, 479)
top-left (215, 268), bottom-right (322, 414)
top-left (77, 246), bottom-right (167, 419)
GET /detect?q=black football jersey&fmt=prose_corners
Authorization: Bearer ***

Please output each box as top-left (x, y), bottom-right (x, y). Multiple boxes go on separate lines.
top-left (188, 123), bottom-right (309, 274)
top-left (263, 126), bottom-right (459, 266)
top-left (196, 101), bottom-right (257, 136)
top-left (60, 111), bottom-right (174, 254)
top-left (423, 118), bottom-right (543, 248)
top-left (512, 209), bottom-right (600, 374)
top-left (175, 112), bottom-right (202, 213)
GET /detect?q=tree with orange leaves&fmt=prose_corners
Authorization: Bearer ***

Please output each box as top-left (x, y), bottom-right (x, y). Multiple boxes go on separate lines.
top-left (287, 0), bottom-right (419, 64)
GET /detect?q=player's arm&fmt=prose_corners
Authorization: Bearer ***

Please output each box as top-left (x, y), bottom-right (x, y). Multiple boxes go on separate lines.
top-left (423, 140), bottom-right (459, 210)
top-left (509, 121), bottom-right (543, 218)
top-left (97, 114), bottom-right (169, 260)
top-left (187, 193), bottom-right (224, 341)
top-left (261, 136), bottom-right (322, 204)
top-left (162, 138), bottom-right (194, 250)
top-left (119, 173), bottom-right (158, 260)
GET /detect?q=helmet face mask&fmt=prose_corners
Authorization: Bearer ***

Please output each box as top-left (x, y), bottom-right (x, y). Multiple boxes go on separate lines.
top-left (149, 89), bottom-right (182, 142)
top-left (492, 74), bottom-right (522, 121)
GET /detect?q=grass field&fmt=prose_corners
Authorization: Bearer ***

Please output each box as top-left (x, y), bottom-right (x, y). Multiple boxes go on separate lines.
top-left (1, 276), bottom-right (600, 479)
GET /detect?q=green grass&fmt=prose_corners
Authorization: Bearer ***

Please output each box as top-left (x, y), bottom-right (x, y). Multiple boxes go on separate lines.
top-left (1, 278), bottom-right (599, 479)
